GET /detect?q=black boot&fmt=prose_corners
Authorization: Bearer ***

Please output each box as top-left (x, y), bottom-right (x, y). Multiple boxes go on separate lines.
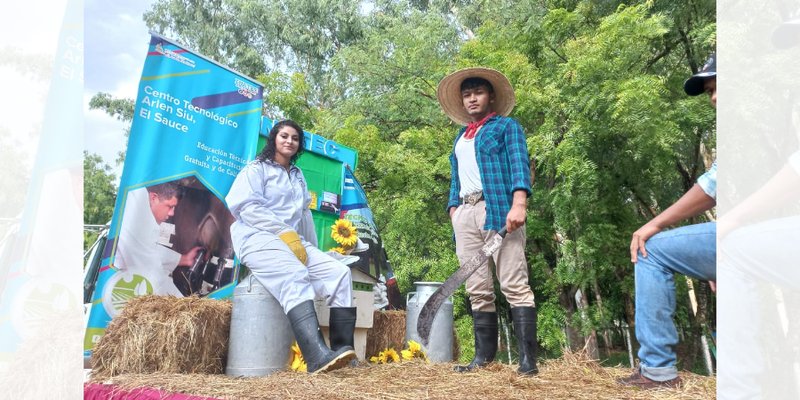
top-left (287, 300), bottom-right (356, 373)
top-left (511, 306), bottom-right (539, 375)
top-left (329, 307), bottom-right (357, 350)
top-left (330, 307), bottom-right (358, 366)
top-left (455, 311), bottom-right (498, 372)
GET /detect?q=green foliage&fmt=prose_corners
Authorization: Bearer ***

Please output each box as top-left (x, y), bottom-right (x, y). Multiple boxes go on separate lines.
top-left (93, 0), bottom-right (718, 368)
top-left (83, 151), bottom-right (117, 248)
top-left (537, 302), bottom-right (567, 356)
top-left (454, 314), bottom-right (475, 363)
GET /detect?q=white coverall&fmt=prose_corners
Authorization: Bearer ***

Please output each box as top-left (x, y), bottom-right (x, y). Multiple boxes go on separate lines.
top-left (114, 186), bottom-right (184, 296)
top-left (226, 159), bottom-right (352, 314)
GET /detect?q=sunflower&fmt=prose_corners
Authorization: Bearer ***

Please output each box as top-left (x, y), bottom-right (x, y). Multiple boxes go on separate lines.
top-left (331, 246), bottom-right (348, 255)
top-left (408, 340), bottom-right (422, 354)
top-left (404, 340), bottom-right (427, 361)
top-left (384, 348), bottom-right (400, 363)
top-left (373, 351), bottom-right (388, 364)
top-left (331, 219), bottom-right (358, 248)
top-left (290, 341), bottom-right (307, 372)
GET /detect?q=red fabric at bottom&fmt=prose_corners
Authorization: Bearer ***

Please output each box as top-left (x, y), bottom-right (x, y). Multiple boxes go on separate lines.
top-left (84, 383), bottom-right (221, 400)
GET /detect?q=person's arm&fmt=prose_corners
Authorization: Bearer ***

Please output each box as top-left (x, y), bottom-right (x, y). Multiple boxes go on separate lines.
top-left (226, 162), bottom-right (293, 235)
top-left (297, 170), bottom-right (319, 247)
top-left (448, 141), bottom-right (461, 219)
top-left (630, 184), bottom-right (716, 263)
top-left (506, 190), bottom-right (528, 232)
top-left (177, 246), bottom-right (204, 267)
top-left (505, 119), bottom-right (532, 232)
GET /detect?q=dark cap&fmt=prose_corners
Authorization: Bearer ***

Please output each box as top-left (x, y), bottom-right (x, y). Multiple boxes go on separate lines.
top-left (683, 53), bottom-right (716, 96)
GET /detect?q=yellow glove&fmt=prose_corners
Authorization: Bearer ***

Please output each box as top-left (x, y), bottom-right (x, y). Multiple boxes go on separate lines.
top-left (279, 230), bottom-right (308, 265)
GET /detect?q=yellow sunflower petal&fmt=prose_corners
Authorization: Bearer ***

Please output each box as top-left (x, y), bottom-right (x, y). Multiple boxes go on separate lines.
top-left (385, 348), bottom-right (400, 363)
top-left (401, 349), bottom-right (414, 360)
top-left (331, 219), bottom-right (358, 247)
top-left (291, 356), bottom-right (302, 371)
top-left (408, 340), bottom-right (421, 353)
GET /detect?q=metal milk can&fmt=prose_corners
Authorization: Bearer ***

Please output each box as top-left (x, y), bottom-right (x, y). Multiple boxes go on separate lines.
top-left (405, 281), bottom-right (453, 363)
top-left (226, 274), bottom-right (294, 376)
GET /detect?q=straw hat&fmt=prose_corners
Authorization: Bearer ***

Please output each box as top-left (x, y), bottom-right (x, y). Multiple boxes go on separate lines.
top-left (437, 67), bottom-right (516, 125)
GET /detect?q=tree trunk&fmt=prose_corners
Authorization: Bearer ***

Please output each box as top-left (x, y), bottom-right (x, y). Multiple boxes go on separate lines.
top-left (560, 286), bottom-right (583, 352)
top-left (592, 278), bottom-right (612, 356)
top-left (682, 277), bottom-right (701, 372)
top-left (534, 238), bottom-right (583, 353)
top-left (576, 288), bottom-right (600, 360)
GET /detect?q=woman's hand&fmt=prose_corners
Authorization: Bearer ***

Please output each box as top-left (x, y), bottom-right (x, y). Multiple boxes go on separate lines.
top-left (279, 230), bottom-right (308, 265)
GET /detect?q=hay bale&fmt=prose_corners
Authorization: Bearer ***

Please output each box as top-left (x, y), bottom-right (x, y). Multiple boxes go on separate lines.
top-left (366, 310), bottom-right (460, 361)
top-left (365, 310), bottom-right (407, 358)
top-left (91, 295), bottom-right (231, 378)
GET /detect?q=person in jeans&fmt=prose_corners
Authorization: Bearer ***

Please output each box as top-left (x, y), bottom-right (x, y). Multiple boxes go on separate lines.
top-left (619, 53), bottom-right (717, 389)
top-left (438, 67), bottom-right (538, 375)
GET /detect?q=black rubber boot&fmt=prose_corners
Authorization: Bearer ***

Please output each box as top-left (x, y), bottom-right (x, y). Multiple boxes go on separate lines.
top-left (330, 307), bottom-right (359, 366)
top-left (287, 300), bottom-right (356, 374)
top-left (455, 311), bottom-right (498, 372)
top-left (329, 307), bottom-right (357, 351)
top-left (511, 306), bottom-right (539, 375)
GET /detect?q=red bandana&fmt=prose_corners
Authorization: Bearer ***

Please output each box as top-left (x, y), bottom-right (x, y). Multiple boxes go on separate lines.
top-left (463, 112), bottom-right (497, 140)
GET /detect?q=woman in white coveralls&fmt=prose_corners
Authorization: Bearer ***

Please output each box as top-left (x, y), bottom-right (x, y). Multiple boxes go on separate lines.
top-left (226, 119), bottom-right (356, 373)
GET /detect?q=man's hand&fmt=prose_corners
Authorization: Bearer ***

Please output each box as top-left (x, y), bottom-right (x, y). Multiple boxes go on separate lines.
top-left (709, 281), bottom-right (716, 293)
top-left (179, 246), bottom-right (205, 267)
top-left (506, 204), bottom-right (526, 233)
top-left (449, 206), bottom-right (457, 220)
top-left (630, 223), bottom-right (662, 263)
top-left (630, 184), bottom-right (716, 264)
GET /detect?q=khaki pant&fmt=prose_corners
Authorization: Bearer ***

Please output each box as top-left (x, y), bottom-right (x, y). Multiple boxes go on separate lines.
top-left (452, 201), bottom-right (535, 312)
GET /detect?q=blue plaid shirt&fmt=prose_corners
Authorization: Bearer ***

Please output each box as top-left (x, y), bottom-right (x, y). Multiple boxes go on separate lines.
top-left (447, 115), bottom-right (532, 231)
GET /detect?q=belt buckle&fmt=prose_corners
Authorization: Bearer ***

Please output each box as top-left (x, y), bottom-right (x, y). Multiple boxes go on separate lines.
top-left (465, 191), bottom-right (482, 206)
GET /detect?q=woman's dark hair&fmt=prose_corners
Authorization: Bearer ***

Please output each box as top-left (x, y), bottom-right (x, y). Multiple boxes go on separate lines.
top-left (256, 119), bottom-right (305, 164)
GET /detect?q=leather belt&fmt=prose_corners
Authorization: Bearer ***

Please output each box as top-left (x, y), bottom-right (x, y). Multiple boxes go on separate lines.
top-left (459, 191), bottom-right (484, 206)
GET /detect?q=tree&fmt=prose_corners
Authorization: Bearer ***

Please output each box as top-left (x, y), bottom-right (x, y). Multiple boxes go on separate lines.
top-left (83, 151), bottom-right (117, 249)
top-left (111, 0), bottom-right (717, 370)
top-left (145, 0), bottom-right (367, 109)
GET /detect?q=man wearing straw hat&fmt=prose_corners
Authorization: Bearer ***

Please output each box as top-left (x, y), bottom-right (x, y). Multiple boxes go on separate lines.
top-left (438, 67), bottom-right (538, 375)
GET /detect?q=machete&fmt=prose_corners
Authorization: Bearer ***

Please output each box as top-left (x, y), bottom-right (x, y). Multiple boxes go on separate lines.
top-left (416, 227), bottom-right (508, 346)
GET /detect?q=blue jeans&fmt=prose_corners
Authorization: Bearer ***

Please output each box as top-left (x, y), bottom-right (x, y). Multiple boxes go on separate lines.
top-left (635, 222), bottom-right (716, 381)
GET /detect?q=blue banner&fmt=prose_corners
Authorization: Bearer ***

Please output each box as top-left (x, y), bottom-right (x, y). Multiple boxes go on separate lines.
top-left (84, 33), bottom-right (263, 353)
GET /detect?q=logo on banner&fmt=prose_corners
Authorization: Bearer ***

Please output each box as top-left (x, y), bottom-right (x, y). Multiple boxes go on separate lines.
top-left (155, 42), bottom-right (196, 68)
top-left (235, 78), bottom-right (259, 99)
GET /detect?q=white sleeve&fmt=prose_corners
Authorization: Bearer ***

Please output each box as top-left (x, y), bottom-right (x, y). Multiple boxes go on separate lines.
top-left (114, 188), bottom-right (162, 271)
top-left (297, 169), bottom-right (318, 247)
top-left (299, 208), bottom-right (318, 247)
top-left (696, 160), bottom-right (717, 200)
top-left (226, 162), bottom-right (293, 235)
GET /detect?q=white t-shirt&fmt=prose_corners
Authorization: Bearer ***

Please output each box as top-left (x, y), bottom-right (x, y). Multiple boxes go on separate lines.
top-left (455, 132), bottom-right (483, 197)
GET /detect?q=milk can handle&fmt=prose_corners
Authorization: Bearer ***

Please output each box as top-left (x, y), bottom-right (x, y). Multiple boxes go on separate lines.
top-left (406, 291), bottom-right (416, 304)
top-left (247, 274), bottom-right (255, 293)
